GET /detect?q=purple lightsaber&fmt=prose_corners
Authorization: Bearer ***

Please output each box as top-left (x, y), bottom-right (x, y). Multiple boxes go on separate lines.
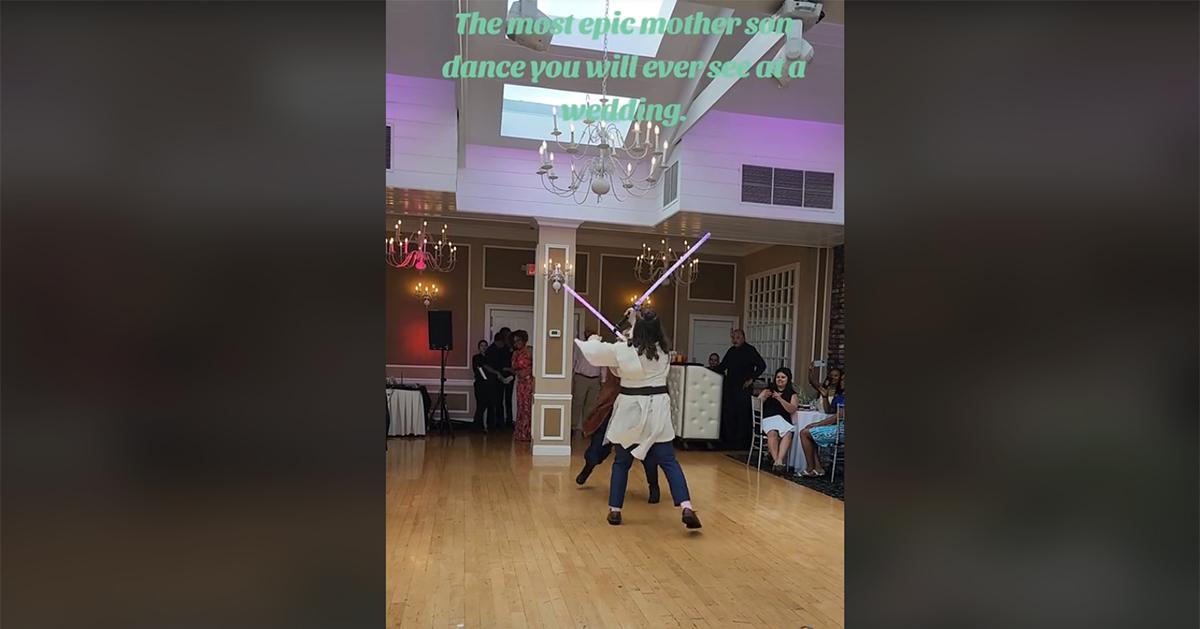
top-left (634, 232), bottom-right (711, 309)
top-left (563, 284), bottom-right (621, 337)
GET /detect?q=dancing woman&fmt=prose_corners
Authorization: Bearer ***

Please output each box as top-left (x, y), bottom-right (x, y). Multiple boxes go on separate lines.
top-left (574, 308), bottom-right (701, 529)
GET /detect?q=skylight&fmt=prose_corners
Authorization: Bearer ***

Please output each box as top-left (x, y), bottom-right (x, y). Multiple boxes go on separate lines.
top-left (507, 0), bottom-right (677, 58)
top-left (501, 84), bottom-right (635, 142)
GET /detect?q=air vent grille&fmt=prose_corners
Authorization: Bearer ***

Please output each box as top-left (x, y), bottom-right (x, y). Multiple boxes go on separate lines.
top-left (740, 164), bottom-right (836, 209)
top-left (663, 162), bottom-right (679, 206)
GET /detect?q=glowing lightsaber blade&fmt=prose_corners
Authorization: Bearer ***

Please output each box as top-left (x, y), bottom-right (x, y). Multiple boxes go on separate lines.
top-left (634, 231), bottom-right (711, 308)
top-left (563, 284), bottom-right (621, 337)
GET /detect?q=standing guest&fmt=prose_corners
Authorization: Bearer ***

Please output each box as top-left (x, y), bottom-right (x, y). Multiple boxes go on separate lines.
top-left (797, 366), bottom-right (846, 477)
top-left (571, 328), bottom-right (603, 433)
top-left (758, 367), bottom-right (801, 471)
top-left (706, 353), bottom-right (721, 372)
top-left (498, 327), bottom-right (515, 426)
top-left (575, 308), bottom-right (701, 529)
top-left (510, 330), bottom-right (534, 442)
top-left (483, 332), bottom-right (510, 430)
top-left (717, 329), bottom-right (766, 449)
top-left (471, 340), bottom-right (494, 431)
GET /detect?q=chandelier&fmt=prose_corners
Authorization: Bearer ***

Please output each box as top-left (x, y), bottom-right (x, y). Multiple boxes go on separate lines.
top-left (635, 237), bottom-right (701, 286)
top-left (535, 0), bottom-right (666, 204)
top-left (386, 218), bottom-right (457, 272)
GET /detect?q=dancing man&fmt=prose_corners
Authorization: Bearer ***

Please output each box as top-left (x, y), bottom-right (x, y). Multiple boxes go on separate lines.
top-left (575, 365), bottom-right (662, 504)
top-left (574, 308), bottom-right (701, 529)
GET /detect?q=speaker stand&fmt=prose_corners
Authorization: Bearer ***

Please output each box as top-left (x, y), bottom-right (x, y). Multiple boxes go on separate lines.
top-left (431, 348), bottom-right (454, 438)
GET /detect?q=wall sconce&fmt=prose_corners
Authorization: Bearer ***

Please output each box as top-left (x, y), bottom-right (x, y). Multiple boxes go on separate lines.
top-left (543, 259), bottom-right (573, 293)
top-left (628, 294), bottom-right (651, 307)
top-left (414, 281), bottom-right (439, 307)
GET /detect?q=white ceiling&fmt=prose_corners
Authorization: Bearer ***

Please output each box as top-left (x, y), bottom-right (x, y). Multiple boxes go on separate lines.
top-left (387, 0), bottom-right (844, 150)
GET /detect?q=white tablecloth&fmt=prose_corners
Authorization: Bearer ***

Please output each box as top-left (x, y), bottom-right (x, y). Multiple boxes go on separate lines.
top-left (789, 410), bottom-right (829, 471)
top-left (387, 389), bottom-right (426, 437)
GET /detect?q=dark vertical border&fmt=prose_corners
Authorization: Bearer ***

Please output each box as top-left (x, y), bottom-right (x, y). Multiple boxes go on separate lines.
top-left (2, 3), bottom-right (384, 627)
top-left (847, 2), bottom-right (1198, 626)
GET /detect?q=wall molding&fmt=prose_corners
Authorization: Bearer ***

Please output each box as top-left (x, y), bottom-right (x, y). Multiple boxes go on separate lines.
top-left (574, 251), bottom-right (591, 294)
top-left (538, 403), bottom-right (567, 441)
top-left (533, 393), bottom-right (573, 401)
top-left (539, 242), bottom-right (572, 380)
top-left (687, 260), bottom-right (739, 304)
top-left (482, 245), bottom-right (536, 292)
top-left (598, 253), bottom-right (639, 317)
top-left (532, 444), bottom-right (571, 456)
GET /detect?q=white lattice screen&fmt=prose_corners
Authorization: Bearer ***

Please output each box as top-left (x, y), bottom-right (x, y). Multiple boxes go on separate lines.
top-left (745, 266), bottom-right (797, 374)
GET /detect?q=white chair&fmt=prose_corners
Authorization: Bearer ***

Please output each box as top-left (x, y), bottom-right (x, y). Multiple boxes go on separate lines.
top-left (746, 396), bottom-right (767, 469)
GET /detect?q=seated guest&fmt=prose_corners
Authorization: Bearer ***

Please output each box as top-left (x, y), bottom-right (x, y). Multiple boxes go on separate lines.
top-left (798, 366), bottom-right (846, 477)
top-left (706, 353), bottom-right (721, 372)
top-left (758, 367), bottom-right (800, 471)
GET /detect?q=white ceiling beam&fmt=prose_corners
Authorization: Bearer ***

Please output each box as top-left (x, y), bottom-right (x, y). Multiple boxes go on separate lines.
top-left (662, 7), bottom-right (734, 150)
top-left (672, 28), bottom-right (784, 141)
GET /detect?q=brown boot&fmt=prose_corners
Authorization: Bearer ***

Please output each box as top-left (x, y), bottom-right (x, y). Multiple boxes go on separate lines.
top-left (681, 508), bottom-right (702, 529)
top-left (607, 510), bottom-right (622, 526)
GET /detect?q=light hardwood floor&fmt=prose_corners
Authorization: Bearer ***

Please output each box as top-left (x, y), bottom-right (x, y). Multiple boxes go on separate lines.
top-left (387, 431), bottom-right (844, 628)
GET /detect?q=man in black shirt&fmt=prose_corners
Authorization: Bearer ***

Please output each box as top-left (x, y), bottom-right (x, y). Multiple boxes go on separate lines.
top-left (718, 329), bottom-right (766, 449)
top-left (483, 331), bottom-right (512, 429)
top-left (497, 327), bottom-right (515, 426)
top-left (472, 340), bottom-right (495, 431)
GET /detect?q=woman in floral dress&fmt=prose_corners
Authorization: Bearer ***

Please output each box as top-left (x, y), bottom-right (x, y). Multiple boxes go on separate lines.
top-left (511, 330), bottom-right (534, 442)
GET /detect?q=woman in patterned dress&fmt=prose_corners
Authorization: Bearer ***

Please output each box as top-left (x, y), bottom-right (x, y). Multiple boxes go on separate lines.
top-left (511, 329), bottom-right (534, 442)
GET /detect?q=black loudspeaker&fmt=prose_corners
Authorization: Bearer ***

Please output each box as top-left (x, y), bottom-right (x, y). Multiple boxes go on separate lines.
top-left (428, 310), bottom-right (453, 350)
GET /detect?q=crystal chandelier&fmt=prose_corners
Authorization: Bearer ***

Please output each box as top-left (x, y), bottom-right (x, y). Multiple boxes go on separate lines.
top-left (386, 218), bottom-right (457, 272)
top-left (535, 0), bottom-right (666, 204)
top-left (635, 237), bottom-right (701, 286)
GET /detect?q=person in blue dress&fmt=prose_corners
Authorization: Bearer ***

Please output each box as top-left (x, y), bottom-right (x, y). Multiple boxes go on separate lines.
top-left (799, 366), bottom-right (845, 477)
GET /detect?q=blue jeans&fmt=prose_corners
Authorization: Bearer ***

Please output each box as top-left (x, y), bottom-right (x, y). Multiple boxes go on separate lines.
top-left (609, 442), bottom-right (690, 509)
top-left (587, 419), bottom-right (659, 491)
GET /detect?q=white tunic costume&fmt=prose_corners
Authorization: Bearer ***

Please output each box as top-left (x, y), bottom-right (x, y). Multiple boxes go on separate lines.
top-left (573, 334), bottom-right (675, 461)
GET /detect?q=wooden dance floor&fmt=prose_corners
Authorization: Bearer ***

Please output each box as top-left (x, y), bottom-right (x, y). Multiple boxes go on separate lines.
top-left (387, 431), bottom-right (844, 628)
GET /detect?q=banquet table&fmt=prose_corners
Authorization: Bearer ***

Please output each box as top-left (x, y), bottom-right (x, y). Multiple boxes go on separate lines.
top-left (386, 386), bottom-right (429, 437)
top-left (789, 409), bottom-right (829, 471)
